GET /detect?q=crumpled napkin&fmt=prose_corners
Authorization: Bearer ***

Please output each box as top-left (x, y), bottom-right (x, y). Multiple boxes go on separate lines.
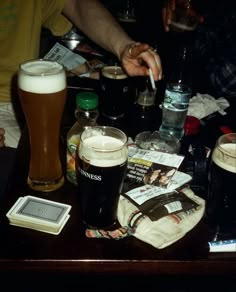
top-left (187, 93), bottom-right (230, 119)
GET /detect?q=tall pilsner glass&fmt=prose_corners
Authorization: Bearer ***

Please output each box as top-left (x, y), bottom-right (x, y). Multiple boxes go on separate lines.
top-left (18, 59), bottom-right (67, 192)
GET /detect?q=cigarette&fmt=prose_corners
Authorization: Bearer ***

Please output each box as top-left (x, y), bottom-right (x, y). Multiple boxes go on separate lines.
top-left (149, 68), bottom-right (156, 91)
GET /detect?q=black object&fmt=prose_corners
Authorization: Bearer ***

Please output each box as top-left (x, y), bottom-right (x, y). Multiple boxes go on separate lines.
top-left (0, 147), bottom-right (16, 198)
top-left (183, 143), bottom-right (209, 196)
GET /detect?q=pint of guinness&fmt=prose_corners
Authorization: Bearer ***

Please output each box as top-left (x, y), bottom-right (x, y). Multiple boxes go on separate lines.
top-left (207, 133), bottom-right (236, 237)
top-left (99, 65), bottom-right (129, 131)
top-left (76, 126), bottom-right (128, 228)
top-left (18, 59), bottom-right (67, 192)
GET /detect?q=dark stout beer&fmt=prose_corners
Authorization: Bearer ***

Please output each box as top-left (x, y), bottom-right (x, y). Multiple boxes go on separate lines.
top-left (100, 66), bottom-right (129, 130)
top-left (77, 127), bottom-right (128, 228)
top-left (207, 134), bottom-right (236, 235)
top-left (77, 158), bottom-right (127, 228)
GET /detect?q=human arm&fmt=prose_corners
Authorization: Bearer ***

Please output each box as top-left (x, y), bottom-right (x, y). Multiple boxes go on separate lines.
top-left (62, 0), bottom-right (162, 80)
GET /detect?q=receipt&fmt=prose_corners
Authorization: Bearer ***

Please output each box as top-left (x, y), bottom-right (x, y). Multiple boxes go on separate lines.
top-left (44, 42), bottom-right (86, 71)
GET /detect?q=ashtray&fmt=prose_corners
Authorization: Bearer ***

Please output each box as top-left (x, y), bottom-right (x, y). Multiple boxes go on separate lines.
top-left (134, 131), bottom-right (180, 154)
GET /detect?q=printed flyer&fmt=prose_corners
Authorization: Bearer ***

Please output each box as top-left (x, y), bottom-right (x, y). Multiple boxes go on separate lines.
top-left (122, 145), bottom-right (195, 221)
top-left (126, 145), bottom-right (185, 189)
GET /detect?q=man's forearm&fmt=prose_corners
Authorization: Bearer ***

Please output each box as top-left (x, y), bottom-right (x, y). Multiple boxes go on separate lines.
top-left (63, 0), bottom-right (134, 59)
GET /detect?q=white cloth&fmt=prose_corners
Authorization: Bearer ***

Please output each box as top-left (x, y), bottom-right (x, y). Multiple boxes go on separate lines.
top-left (0, 102), bottom-right (21, 148)
top-left (187, 93), bottom-right (230, 120)
top-left (118, 187), bottom-right (205, 249)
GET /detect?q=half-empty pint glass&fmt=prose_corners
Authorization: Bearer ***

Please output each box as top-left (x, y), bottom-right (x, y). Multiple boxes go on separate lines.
top-left (77, 126), bottom-right (128, 229)
top-left (18, 59), bottom-right (67, 192)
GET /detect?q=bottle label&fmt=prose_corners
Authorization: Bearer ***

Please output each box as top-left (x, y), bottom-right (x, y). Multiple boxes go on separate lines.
top-left (159, 84), bottom-right (192, 139)
top-left (163, 86), bottom-right (190, 111)
top-left (67, 134), bottom-right (81, 185)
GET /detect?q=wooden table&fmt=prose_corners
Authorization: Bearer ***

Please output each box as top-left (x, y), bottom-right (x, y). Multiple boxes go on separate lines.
top-left (0, 80), bottom-right (236, 291)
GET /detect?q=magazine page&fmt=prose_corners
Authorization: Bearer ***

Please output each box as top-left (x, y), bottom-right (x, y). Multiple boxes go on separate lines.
top-left (123, 144), bottom-right (193, 209)
top-left (127, 145), bottom-right (185, 188)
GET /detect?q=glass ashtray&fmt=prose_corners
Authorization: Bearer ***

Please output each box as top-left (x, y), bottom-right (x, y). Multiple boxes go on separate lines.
top-left (134, 131), bottom-right (180, 154)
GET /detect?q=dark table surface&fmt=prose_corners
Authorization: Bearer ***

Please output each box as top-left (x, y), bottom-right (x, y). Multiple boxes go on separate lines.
top-left (0, 77), bottom-right (236, 291)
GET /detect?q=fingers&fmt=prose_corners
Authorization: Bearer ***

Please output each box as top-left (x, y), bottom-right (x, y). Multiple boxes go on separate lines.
top-left (124, 42), bottom-right (162, 81)
top-left (145, 48), bottom-right (162, 81)
top-left (128, 42), bottom-right (148, 58)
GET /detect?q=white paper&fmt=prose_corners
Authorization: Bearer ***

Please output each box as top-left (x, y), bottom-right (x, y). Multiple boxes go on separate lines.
top-left (125, 170), bottom-right (192, 205)
top-left (44, 42), bottom-right (86, 71)
top-left (128, 146), bottom-right (184, 169)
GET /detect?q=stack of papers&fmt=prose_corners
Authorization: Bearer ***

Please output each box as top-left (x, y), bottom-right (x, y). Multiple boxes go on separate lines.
top-left (6, 196), bottom-right (72, 235)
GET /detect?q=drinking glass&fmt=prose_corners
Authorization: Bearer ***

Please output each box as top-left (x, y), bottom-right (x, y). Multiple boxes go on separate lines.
top-left (207, 133), bottom-right (236, 240)
top-left (76, 126), bottom-right (128, 229)
top-left (18, 59), bottom-right (67, 192)
top-left (117, 0), bottom-right (136, 23)
top-left (117, 0), bottom-right (137, 39)
top-left (99, 65), bottom-right (129, 130)
top-left (167, 0), bottom-right (201, 32)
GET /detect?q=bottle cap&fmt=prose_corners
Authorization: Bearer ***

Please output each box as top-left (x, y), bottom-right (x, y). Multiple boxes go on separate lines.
top-left (76, 91), bottom-right (98, 110)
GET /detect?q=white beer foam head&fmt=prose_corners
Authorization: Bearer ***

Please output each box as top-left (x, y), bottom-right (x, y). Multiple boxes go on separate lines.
top-left (213, 143), bottom-right (236, 173)
top-left (102, 66), bottom-right (127, 80)
top-left (18, 60), bottom-right (66, 93)
top-left (80, 135), bottom-right (128, 167)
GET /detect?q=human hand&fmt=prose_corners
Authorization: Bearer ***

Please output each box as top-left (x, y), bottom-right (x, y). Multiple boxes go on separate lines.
top-left (120, 42), bottom-right (162, 81)
top-left (162, 0), bottom-right (204, 32)
top-left (0, 128), bottom-right (5, 147)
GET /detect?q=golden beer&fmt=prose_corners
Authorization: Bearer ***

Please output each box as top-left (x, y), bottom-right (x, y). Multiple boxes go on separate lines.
top-left (18, 59), bottom-right (66, 192)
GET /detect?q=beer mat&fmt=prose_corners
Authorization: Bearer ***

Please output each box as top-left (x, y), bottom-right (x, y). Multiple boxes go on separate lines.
top-left (6, 196), bottom-right (72, 234)
top-left (85, 226), bottom-right (131, 240)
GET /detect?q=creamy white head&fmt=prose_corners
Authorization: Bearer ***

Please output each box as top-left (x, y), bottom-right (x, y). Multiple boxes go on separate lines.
top-left (18, 59), bottom-right (66, 93)
top-left (102, 66), bottom-right (127, 80)
top-left (213, 143), bottom-right (236, 173)
top-left (79, 135), bottom-right (128, 167)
